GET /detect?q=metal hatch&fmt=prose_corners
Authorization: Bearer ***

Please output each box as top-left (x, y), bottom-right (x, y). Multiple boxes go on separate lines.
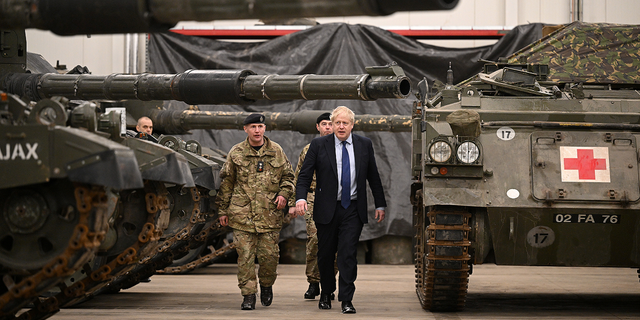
top-left (531, 131), bottom-right (640, 202)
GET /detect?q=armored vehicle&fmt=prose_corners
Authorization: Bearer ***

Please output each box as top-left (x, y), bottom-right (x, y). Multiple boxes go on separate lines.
top-left (411, 22), bottom-right (640, 311)
top-left (0, 91), bottom-right (144, 319)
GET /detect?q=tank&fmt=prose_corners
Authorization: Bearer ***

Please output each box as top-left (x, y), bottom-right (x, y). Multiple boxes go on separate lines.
top-left (0, 90), bottom-right (146, 319)
top-left (410, 22), bottom-right (640, 311)
top-left (94, 135), bottom-right (220, 294)
top-left (0, 91), bottom-right (207, 319)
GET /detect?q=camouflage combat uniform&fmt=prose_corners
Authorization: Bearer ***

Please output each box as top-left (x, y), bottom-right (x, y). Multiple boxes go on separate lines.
top-left (216, 136), bottom-right (294, 296)
top-left (290, 144), bottom-right (338, 284)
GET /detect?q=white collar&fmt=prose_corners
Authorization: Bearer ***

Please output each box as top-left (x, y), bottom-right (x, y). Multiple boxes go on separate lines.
top-left (334, 134), bottom-right (353, 146)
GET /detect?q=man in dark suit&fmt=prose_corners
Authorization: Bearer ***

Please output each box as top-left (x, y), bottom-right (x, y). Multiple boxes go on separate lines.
top-left (295, 106), bottom-right (386, 314)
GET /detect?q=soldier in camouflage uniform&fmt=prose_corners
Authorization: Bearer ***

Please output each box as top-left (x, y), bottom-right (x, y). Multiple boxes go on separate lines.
top-left (217, 113), bottom-right (295, 310)
top-left (288, 112), bottom-right (335, 299)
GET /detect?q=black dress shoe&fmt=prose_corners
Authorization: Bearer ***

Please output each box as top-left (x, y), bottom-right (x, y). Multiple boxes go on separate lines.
top-left (304, 283), bottom-right (320, 299)
top-left (241, 294), bottom-right (256, 310)
top-left (260, 286), bottom-right (273, 306)
top-left (318, 292), bottom-right (332, 309)
top-left (341, 301), bottom-right (356, 314)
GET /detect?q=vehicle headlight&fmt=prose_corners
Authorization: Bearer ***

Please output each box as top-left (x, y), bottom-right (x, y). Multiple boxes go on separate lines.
top-left (456, 141), bottom-right (480, 164)
top-left (429, 141), bottom-right (452, 163)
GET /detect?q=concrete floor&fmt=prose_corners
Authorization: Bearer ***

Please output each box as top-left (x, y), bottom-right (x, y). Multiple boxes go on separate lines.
top-left (45, 264), bottom-right (640, 319)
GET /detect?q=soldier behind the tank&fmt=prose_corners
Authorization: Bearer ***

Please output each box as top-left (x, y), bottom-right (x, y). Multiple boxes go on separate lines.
top-left (127, 116), bottom-right (158, 143)
top-left (215, 113), bottom-right (295, 310)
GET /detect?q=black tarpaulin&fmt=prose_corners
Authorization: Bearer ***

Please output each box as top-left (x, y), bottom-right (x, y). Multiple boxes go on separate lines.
top-left (147, 23), bottom-right (543, 240)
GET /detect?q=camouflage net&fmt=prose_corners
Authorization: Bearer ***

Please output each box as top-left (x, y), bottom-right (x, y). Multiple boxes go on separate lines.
top-left (508, 22), bottom-right (640, 84)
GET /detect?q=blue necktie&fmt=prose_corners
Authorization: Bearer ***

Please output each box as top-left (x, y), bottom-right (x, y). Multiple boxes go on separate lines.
top-left (341, 141), bottom-right (351, 209)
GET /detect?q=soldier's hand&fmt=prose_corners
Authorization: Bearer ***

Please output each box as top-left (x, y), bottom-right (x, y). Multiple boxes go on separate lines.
top-left (288, 207), bottom-right (298, 219)
top-left (296, 200), bottom-right (307, 217)
top-left (374, 209), bottom-right (385, 223)
top-left (219, 215), bottom-right (229, 227)
top-left (274, 195), bottom-right (287, 210)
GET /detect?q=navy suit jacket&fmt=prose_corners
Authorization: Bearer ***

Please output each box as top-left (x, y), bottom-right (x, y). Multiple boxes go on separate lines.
top-left (296, 133), bottom-right (386, 224)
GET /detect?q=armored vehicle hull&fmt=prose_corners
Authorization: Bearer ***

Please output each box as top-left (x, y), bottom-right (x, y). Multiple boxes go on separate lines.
top-left (411, 22), bottom-right (640, 311)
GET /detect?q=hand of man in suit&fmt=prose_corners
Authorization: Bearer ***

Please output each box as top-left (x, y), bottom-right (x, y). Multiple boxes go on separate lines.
top-left (374, 209), bottom-right (385, 223)
top-left (295, 200), bottom-right (308, 217)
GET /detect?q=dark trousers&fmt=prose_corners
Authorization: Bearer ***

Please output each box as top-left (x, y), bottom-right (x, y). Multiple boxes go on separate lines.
top-left (316, 200), bottom-right (363, 302)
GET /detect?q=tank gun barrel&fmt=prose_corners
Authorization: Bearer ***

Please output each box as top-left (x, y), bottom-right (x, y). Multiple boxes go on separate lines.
top-left (1, 64), bottom-right (411, 104)
top-left (148, 109), bottom-right (411, 134)
top-left (0, 0), bottom-right (458, 35)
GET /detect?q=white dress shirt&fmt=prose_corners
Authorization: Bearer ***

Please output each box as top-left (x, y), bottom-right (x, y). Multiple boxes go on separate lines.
top-left (336, 134), bottom-right (357, 201)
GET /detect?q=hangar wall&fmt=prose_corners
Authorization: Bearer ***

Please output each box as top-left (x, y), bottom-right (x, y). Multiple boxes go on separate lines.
top-left (25, 0), bottom-right (640, 75)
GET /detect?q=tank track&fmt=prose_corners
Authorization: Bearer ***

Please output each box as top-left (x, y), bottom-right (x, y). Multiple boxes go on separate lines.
top-left (16, 182), bottom-right (168, 320)
top-left (415, 207), bottom-right (471, 311)
top-left (0, 183), bottom-right (112, 320)
top-left (101, 186), bottom-right (206, 292)
top-left (157, 236), bottom-right (236, 274)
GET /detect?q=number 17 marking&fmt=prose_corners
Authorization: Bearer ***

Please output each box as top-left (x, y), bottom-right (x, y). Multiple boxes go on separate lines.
top-left (534, 233), bottom-right (548, 244)
top-left (497, 127), bottom-right (515, 141)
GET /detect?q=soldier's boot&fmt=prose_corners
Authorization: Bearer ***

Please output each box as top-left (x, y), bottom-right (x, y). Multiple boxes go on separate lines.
top-left (260, 286), bottom-right (273, 306)
top-left (241, 294), bottom-right (256, 310)
top-left (304, 283), bottom-right (320, 299)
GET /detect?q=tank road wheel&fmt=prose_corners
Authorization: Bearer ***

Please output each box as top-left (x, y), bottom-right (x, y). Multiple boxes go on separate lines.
top-left (18, 181), bottom-right (166, 320)
top-left (0, 180), bottom-right (113, 318)
top-left (104, 185), bottom-right (205, 291)
top-left (416, 207), bottom-right (471, 311)
top-left (61, 181), bottom-right (168, 304)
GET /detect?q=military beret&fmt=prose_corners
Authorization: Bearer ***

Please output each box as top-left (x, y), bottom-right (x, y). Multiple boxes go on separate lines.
top-left (316, 112), bottom-right (331, 124)
top-left (243, 113), bottom-right (265, 125)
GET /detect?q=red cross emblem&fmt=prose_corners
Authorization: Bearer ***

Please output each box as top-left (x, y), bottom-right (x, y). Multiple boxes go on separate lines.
top-left (560, 147), bottom-right (610, 182)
